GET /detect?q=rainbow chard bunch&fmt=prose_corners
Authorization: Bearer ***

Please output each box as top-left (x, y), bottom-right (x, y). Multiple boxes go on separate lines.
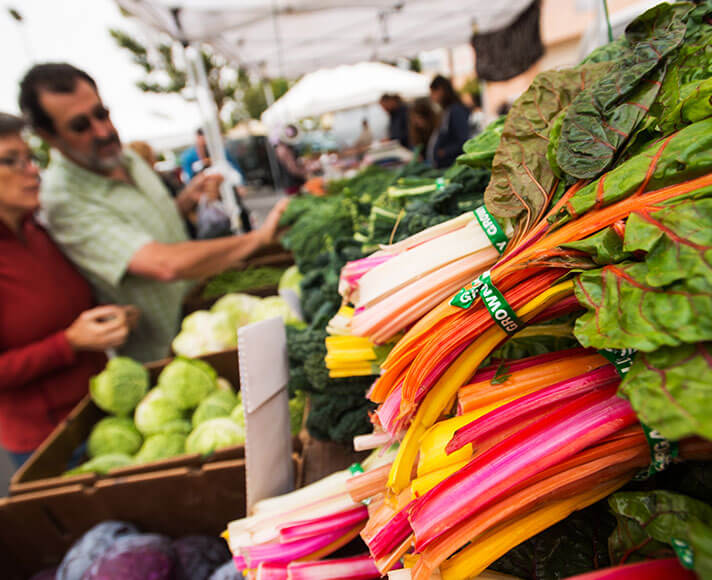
top-left (336, 1), bottom-right (712, 577)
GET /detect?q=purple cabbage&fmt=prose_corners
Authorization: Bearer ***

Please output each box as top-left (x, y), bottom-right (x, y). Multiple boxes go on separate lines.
top-left (80, 534), bottom-right (176, 580)
top-left (57, 521), bottom-right (138, 580)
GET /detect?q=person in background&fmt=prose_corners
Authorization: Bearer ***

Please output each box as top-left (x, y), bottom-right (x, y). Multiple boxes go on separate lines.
top-left (379, 93), bottom-right (410, 148)
top-left (429, 75), bottom-right (471, 169)
top-left (409, 97), bottom-right (439, 162)
top-left (129, 140), bottom-right (217, 239)
top-left (128, 140), bottom-right (183, 197)
top-left (0, 113), bottom-right (136, 466)
top-left (353, 118), bottom-right (373, 152)
top-left (274, 124), bottom-right (308, 195)
top-left (19, 63), bottom-right (288, 363)
top-left (180, 128), bottom-right (244, 183)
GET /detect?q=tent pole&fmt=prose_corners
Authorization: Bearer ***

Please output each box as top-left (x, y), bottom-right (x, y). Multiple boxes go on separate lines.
top-left (262, 80), bottom-right (282, 190)
top-left (171, 8), bottom-right (250, 233)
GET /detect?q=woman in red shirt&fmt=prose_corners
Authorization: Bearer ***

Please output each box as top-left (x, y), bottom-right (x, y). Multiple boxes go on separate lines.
top-left (0, 113), bottom-right (134, 467)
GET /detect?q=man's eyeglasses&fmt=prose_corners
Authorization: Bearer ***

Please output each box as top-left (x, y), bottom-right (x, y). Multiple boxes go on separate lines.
top-left (67, 105), bottom-right (111, 134)
top-left (0, 154), bottom-right (38, 172)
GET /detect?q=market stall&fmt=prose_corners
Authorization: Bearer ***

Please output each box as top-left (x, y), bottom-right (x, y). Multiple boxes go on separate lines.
top-left (5, 1), bottom-right (712, 579)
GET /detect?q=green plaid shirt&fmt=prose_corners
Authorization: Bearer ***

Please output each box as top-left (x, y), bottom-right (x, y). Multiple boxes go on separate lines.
top-left (40, 149), bottom-right (191, 363)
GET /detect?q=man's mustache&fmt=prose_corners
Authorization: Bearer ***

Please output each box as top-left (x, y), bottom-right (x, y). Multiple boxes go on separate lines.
top-left (93, 133), bottom-right (120, 150)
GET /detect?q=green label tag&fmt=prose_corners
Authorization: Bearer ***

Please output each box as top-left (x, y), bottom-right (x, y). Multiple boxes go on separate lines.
top-left (450, 279), bottom-right (482, 309)
top-left (349, 463), bottom-right (364, 476)
top-left (671, 538), bottom-right (695, 569)
top-left (598, 348), bottom-right (636, 376)
top-left (435, 177), bottom-right (446, 191)
top-left (473, 205), bottom-right (509, 254)
top-left (479, 271), bottom-right (523, 335)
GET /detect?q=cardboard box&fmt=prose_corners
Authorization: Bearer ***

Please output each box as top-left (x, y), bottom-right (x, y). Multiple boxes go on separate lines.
top-left (1, 348), bottom-right (302, 578)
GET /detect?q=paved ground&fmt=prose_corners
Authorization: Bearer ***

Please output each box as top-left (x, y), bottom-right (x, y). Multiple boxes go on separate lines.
top-left (0, 187), bottom-right (287, 497)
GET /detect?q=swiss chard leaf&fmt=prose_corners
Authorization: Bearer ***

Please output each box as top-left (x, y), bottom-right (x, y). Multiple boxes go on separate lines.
top-left (491, 503), bottom-right (615, 579)
top-left (574, 198), bottom-right (712, 351)
top-left (552, 117), bottom-right (712, 226)
top-left (574, 260), bottom-right (712, 351)
top-left (659, 77), bottom-right (712, 134)
top-left (457, 116), bottom-right (505, 169)
top-left (562, 226), bottom-right (631, 265)
top-left (557, 3), bottom-right (692, 179)
top-left (608, 490), bottom-right (712, 573)
top-left (623, 198), bottom-right (712, 287)
top-left (484, 63), bottom-right (612, 226)
top-left (619, 343), bottom-right (712, 441)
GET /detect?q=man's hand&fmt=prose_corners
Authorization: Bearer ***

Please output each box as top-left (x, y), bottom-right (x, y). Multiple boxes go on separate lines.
top-left (65, 305), bottom-right (133, 352)
top-left (256, 198), bottom-right (290, 246)
top-left (175, 172), bottom-right (224, 216)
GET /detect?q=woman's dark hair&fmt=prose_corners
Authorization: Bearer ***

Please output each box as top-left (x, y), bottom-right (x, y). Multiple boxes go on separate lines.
top-left (19, 63), bottom-right (97, 134)
top-left (0, 113), bottom-right (25, 138)
top-left (430, 75), bottom-right (461, 108)
top-left (409, 97), bottom-right (439, 153)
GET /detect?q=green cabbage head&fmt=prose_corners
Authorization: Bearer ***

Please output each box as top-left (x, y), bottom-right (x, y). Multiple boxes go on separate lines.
top-left (211, 293), bottom-right (261, 329)
top-left (279, 266), bottom-right (303, 296)
top-left (249, 296), bottom-right (301, 326)
top-left (158, 357), bottom-right (218, 410)
top-left (134, 388), bottom-right (185, 436)
top-left (192, 390), bottom-right (238, 427)
top-left (185, 418), bottom-right (246, 456)
top-left (87, 416), bottom-right (143, 458)
top-left (90, 357), bottom-right (149, 416)
top-left (133, 432), bottom-right (187, 464)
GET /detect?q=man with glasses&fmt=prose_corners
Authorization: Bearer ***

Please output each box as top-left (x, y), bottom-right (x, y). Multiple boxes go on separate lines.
top-left (19, 63), bottom-right (288, 362)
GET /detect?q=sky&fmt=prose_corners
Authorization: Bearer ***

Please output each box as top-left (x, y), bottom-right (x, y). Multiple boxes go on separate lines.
top-left (0, 0), bottom-right (200, 147)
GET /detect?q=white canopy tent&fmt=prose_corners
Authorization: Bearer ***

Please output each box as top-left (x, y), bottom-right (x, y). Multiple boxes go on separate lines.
top-left (261, 62), bottom-right (429, 127)
top-left (114, 0), bottom-right (534, 78)
top-left (115, 0), bottom-right (535, 226)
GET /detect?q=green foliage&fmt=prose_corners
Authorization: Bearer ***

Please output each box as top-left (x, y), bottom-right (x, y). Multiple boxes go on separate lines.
top-left (202, 267), bottom-right (286, 298)
top-left (620, 343), bottom-right (712, 441)
top-left (557, 3), bottom-right (692, 179)
top-left (109, 28), bottom-right (289, 123)
top-left (87, 417), bottom-right (143, 459)
top-left (608, 489), bottom-right (712, 578)
top-left (457, 116), bottom-right (505, 169)
top-left (90, 357), bottom-right (149, 417)
top-left (491, 503), bottom-right (616, 579)
top-left (574, 197), bottom-right (712, 352)
top-left (484, 63), bottom-right (612, 222)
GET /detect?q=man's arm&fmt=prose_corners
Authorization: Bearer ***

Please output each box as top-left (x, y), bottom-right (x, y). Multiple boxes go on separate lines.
top-left (128, 198), bottom-right (288, 281)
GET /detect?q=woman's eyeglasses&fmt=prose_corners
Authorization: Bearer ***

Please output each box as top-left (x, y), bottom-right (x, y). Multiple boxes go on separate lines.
top-left (0, 154), bottom-right (38, 172)
top-left (67, 105), bottom-right (111, 134)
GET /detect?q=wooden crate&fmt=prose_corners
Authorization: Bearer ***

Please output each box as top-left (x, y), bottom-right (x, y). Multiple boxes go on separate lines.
top-left (2, 347), bottom-right (303, 578)
top-left (0, 454), bottom-right (303, 580)
top-left (10, 349), bottom-right (244, 495)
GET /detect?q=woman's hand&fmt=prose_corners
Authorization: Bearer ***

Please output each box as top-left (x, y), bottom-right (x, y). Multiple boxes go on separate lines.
top-left (65, 305), bottom-right (135, 352)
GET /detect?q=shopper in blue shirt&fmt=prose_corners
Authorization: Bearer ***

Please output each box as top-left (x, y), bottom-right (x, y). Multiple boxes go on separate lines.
top-left (181, 128), bottom-right (244, 181)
